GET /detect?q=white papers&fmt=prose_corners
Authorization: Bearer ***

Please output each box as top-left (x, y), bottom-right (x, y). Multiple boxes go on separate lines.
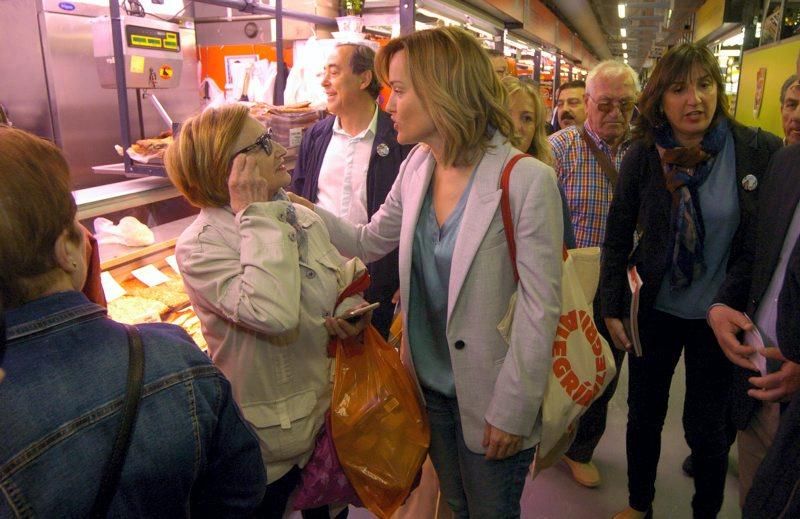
top-left (743, 313), bottom-right (768, 376)
top-left (165, 255), bottom-right (181, 276)
top-left (627, 266), bottom-right (643, 357)
top-left (100, 271), bottom-right (126, 302)
top-left (132, 264), bottom-right (170, 287)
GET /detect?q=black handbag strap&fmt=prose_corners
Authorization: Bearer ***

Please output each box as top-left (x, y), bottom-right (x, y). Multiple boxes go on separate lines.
top-left (90, 324), bottom-right (145, 518)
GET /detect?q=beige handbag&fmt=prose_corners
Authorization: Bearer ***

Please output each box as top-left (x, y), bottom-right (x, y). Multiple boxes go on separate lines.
top-left (496, 154), bottom-right (617, 471)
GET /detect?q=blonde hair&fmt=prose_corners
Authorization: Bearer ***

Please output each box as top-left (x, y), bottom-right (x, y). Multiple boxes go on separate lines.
top-left (501, 75), bottom-right (554, 167)
top-left (375, 26), bottom-right (515, 167)
top-left (0, 126), bottom-right (81, 308)
top-left (165, 104), bottom-right (250, 208)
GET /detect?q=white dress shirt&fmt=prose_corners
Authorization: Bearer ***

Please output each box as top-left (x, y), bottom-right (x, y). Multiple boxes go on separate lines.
top-left (315, 105), bottom-right (378, 225)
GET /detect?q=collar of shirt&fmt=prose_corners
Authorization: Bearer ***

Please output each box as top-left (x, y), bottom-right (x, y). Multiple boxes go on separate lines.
top-left (332, 103), bottom-right (379, 140)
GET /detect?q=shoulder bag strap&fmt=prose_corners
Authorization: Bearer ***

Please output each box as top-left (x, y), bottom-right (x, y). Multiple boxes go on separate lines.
top-left (500, 154), bottom-right (570, 284)
top-left (90, 324), bottom-right (145, 519)
top-left (578, 124), bottom-right (619, 189)
top-left (500, 153), bottom-right (530, 283)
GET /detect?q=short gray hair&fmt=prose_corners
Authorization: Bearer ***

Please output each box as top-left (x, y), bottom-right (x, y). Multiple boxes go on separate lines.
top-left (336, 43), bottom-right (381, 99)
top-left (586, 60), bottom-right (640, 94)
top-left (781, 74), bottom-right (798, 105)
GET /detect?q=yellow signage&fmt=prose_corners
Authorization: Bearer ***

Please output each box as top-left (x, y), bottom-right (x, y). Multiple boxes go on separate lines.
top-left (130, 55), bottom-right (145, 74)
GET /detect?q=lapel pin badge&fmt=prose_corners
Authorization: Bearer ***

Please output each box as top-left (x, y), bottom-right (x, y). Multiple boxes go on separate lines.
top-left (741, 174), bottom-right (758, 192)
top-left (376, 143), bottom-right (389, 157)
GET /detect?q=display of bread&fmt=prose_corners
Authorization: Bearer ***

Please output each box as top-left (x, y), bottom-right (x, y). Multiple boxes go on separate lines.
top-left (248, 101), bottom-right (313, 121)
top-left (165, 307), bottom-right (208, 352)
top-left (108, 295), bottom-right (169, 324)
top-left (104, 265), bottom-right (208, 351)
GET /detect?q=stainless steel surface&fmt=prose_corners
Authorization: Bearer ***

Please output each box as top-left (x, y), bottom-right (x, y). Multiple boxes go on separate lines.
top-left (75, 176), bottom-right (181, 219)
top-left (0, 1), bottom-right (200, 189)
top-left (195, 0), bottom-right (336, 27)
top-left (92, 15), bottom-right (184, 89)
top-left (0, 0), bottom-right (56, 142)
top-left (98, 214), bottom-right (195, 268)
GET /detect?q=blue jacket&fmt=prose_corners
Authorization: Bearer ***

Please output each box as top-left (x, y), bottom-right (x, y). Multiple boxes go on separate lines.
top-left (0, 291), bottom-right (265, 518)
top-left (291, 110), bottom-right (412, 336)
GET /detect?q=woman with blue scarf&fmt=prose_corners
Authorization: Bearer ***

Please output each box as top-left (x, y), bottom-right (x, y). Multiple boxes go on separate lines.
top-left (600, 44), bottom-right (782, 519)
top-left (165, 105), bottom-right (370, 519)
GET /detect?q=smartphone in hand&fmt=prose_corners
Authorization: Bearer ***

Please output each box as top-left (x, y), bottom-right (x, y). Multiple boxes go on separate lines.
top-left (342, 302), bottom-right (380, 323)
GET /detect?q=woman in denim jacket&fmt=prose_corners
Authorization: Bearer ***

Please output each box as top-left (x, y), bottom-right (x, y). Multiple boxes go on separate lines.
top-left (165, 105), bottom-right (370, 518)
top-left (0, 126), bottom-right (266, 517)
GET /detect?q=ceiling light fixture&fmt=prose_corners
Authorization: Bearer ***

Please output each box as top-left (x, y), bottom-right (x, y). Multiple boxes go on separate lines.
top-left (618, 4), bottom-right (626, 19)
top-left (623, 52), bottom-right (628, 58)
top-left (622, 42), bottom-right (627, 50)
top-left (620, 27), bottom-right (627, 38)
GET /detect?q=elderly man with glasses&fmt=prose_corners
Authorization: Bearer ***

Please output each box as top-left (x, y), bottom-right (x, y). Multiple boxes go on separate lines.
top-left (548, 59), bottom-right (640, 489)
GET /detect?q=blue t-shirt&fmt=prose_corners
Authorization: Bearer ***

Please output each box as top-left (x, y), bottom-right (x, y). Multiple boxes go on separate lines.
top-left (407, 171), bottom-right (476, 396)
top-left (655, 132), bottom-right (739, 319)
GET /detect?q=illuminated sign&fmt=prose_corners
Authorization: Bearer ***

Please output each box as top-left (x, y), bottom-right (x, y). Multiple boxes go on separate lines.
top-left (125, 24), bottom-right (181, 53)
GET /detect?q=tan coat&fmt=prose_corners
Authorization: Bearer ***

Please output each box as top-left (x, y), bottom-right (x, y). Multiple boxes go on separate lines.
top-left (176, 201), bottom-right (362, 482)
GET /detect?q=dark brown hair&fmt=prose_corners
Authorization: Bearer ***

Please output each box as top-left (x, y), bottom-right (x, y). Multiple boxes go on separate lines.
top-left (635, 43), bottom-right (731, 143)
top-left (0, 126), bottom-right (80, 307)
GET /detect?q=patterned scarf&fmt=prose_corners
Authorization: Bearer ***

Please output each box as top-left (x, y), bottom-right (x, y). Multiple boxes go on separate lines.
top-left (654, 118), bottom-right (729, 289)
top-left (272, 188), bottom-right (308, 261)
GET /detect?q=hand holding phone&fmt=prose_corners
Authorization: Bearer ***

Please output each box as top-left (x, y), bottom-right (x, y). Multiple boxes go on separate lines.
top-left (343, 302), bottom-right (380, 323)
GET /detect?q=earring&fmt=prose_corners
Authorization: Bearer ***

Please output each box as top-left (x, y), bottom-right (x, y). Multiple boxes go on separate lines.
top-left (71, 260), bottom-right (77, 269)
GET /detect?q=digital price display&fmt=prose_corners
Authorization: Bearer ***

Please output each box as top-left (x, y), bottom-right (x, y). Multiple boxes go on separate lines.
top-left (126, 24), bottom-right (181, 52)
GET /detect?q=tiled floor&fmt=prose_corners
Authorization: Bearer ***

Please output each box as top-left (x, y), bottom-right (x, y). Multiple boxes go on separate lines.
top-left (306, 353), bottom-right (742, 518)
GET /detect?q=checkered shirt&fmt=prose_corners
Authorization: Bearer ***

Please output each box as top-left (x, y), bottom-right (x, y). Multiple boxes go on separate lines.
top-left (549, 123), bottom-right (631, 248)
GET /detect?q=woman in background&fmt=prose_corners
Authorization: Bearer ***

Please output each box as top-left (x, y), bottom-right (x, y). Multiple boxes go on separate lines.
top-left (600, 43), bottom-right (782, 519)
top-left (502, 74), bottom-right (575, 248)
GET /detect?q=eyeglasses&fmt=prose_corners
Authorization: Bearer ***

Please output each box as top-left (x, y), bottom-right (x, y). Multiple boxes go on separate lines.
top-left (587, 95), bottom-right (636, 114)
top-left (234, 128), bottom-right (273, 158)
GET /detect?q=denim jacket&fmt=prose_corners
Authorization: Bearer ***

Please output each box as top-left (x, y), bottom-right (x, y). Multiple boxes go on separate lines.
top-left (0, 291), bottom-right (265, 518)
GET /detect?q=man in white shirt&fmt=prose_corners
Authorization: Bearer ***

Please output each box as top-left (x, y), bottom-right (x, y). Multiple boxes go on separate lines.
top-left (291, 44), bottom-right (411, 337)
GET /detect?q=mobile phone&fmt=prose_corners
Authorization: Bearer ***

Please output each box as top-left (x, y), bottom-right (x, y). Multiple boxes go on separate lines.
top-left (343, 302), bottom-right (380, 323)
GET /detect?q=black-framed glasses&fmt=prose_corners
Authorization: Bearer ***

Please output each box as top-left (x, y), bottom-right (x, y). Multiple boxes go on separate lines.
top-left (234, 128), bottom-right (274, 157)
top-left (587, 94), bottom-right (636, 114)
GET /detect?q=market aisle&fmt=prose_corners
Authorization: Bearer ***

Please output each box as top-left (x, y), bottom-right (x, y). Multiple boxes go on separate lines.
top-left (308, 354), bottom-right (742, 519)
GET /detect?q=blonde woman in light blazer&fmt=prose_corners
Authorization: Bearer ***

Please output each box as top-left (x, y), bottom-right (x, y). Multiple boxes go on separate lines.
top-left (292, 27), bottom-right (563, 518)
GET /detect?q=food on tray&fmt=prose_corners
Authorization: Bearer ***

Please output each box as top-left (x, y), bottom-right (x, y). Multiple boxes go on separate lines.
top-left (165, 307), bottom-right (208, 351)
top-left (125, 277), bottom-right (188, 309)
top-left (248, 101), bottom-right (313, 121)
top-left (127, 130), bottom-right (173, 162)
top-left (108, 295), bottom-right (169, 324)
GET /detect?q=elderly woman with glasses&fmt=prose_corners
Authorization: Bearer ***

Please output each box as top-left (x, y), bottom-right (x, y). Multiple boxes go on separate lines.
top-left (600, 43), bottom-right (782, 519)
top-left (165, 105), bottom-right (370, 519)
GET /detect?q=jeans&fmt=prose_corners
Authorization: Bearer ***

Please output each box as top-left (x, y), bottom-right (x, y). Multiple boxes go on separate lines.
top-left (627, 310), bottom-right (733, 518)
top-left (565, 296), bottom-right (626, 462)
top-left (423, 389), bottom-right (534, 519)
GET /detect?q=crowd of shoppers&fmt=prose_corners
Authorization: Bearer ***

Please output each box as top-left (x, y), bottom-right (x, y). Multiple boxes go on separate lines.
top-left (2, 25), bottom-right (800, 519)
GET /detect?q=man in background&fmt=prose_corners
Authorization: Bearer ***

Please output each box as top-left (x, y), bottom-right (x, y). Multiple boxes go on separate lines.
top-left (551, 80), bottom-right (587, 133)
top-left (291, 43), bottom-right (410, 337)
top-left (549, 61), bottom-right (640, 488)
top-left (781, 74), bottom-right (800, 145)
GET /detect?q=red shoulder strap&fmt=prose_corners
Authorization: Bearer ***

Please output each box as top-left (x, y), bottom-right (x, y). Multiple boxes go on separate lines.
top-left (500, 154), bottom-right (570, 284)
top-left (335, 270), bottom-right (371, 310)
top-left (500, 154), bottom-right (530, 282)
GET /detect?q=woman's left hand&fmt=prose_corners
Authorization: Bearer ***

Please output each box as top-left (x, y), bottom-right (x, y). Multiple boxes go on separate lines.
top-left (325, 304), bottom-right (372, 340)
top-left (482, 422), bottom-right (523, 460)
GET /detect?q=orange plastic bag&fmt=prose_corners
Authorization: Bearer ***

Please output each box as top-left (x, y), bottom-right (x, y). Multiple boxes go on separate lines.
top-left (330, 325), bottom-right (430, 519)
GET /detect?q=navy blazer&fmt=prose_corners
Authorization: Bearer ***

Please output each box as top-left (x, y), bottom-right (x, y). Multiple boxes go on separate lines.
top-left (714, 143), bottom-right (800, 429)
top-left (601, 123), bottom-right (783, 323)
top-left (290, 110), bottom-right (412, 335)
